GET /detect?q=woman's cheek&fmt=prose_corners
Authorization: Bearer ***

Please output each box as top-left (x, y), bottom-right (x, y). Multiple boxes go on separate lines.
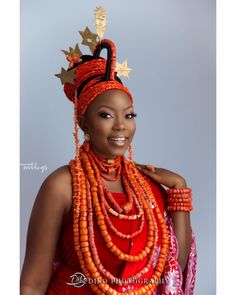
top-left (91, 122), bottom-right (104, 132)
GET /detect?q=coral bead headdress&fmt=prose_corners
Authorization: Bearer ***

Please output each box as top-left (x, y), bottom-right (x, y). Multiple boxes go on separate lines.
top-left (55, 6), bottom-right (134, 162)
top-left (55, 7), bottom-right (133, 116)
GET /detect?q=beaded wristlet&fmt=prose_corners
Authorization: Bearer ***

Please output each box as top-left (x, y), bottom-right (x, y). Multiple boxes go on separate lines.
top-left (166, 188), bottom-right (193, 212)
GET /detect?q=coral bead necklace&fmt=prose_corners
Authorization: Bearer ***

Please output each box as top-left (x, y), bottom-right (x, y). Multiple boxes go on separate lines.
top-left (69, 141), bottom-right (170, 295)
top-left (89, 147), bottom-right (122, 181)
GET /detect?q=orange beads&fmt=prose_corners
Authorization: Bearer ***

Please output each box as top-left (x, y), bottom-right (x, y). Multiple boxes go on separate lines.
top-left (69, 142), bottom-right (170, 295)
top-left (166, 188), bottom-right (193, 212)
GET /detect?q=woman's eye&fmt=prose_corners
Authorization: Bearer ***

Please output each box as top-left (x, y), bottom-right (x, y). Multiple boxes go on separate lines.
top-left (99, 113), bottom-right (112, 119)
top-left (126, 113), bottom-right (137, 119)
top-left (99, 112), bottom-right (137, 119)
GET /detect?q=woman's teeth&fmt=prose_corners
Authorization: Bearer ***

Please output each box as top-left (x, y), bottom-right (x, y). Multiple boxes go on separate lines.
top-left (110, 138), bottom-right (126, 141)
top-left (108, 138), bottom-right (126, 146)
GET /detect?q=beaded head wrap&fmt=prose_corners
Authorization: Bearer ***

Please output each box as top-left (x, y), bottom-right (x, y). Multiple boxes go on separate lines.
top-left (55, 7), bottom-right (133, 114)
top-left (63, 39), bottom-right (133, 116)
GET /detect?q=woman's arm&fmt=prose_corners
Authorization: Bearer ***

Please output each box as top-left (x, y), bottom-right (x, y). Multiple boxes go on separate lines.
top-left (170, 211), bottom-right (192, 271)
top-left (170, 178), bottom-right (192, 271)
top-left (135, 164), bottom-right (192, 272)
top-left (20, 166), bottom-right (72, 294)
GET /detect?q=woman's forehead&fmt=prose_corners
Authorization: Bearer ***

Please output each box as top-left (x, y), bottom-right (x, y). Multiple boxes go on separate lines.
top-left (87, 89), bottom-right (134, 112)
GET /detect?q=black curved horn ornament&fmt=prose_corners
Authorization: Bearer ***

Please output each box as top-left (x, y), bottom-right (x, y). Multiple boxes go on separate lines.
top-left (93, 39), bottom-right (116, 81)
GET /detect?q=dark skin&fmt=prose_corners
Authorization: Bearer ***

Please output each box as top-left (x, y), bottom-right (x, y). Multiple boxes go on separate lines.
top-left (20, 89), bottom-right (191, 294)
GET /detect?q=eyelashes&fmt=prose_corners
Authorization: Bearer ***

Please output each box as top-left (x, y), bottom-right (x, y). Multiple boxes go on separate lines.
top-left (99, 112), bottom-right (137, 119)
top-left (127, 113), bottom-right (137, 119)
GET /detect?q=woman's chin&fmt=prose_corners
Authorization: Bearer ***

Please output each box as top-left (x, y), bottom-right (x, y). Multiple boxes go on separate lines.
top-left (104, 149), bottom-right (126, 159)
top-left (99, 148), bottom-right (126, 159)
top-left (90, 142), bottom-right (129, 159)
top-left (107, 144), bottom-right (129, 156)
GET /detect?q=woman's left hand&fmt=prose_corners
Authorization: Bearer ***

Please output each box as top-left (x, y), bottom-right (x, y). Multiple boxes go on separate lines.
top-left (135, 163), bottom-right (187, 189)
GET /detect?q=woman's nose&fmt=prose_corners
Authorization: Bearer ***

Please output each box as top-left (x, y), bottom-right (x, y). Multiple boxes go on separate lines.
top-left (112, 116), bottom-right (126, 131)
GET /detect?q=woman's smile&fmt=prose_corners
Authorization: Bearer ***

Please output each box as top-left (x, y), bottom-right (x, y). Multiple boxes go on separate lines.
top-left (108, 136), bottom-right (128, 147)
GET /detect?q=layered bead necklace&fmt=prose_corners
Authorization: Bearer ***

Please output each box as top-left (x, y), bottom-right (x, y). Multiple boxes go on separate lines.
top-left (69, 141), bottom-right (170, 295)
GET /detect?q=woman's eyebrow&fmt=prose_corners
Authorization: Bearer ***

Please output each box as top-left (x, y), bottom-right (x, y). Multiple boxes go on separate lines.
top-left (96, 105), bottom-right (133, 111)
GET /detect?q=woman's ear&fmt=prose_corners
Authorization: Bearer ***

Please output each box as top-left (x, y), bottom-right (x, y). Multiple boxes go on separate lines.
top-left (78, 115), bottom-right (88, 133)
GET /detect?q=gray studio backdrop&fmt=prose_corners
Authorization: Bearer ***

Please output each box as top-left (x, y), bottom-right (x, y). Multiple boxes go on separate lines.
top-left (20, 1), bottom-right (216, 294)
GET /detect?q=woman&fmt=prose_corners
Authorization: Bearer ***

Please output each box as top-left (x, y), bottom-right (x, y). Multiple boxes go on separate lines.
top-left (20, 8), bottom-right (196, 295)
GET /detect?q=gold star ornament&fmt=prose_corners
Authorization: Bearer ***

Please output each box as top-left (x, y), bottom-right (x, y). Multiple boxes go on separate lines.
top-left (115, 60), bottom-right (133, 79)
top-left (61, 43), bottom-right (82, 68)
top-left (94, 6), bottom-right (107, 41)
top-left (55, 68), bottom-right (76, 85)
top-left (61, 43), bottom-right (82, 59)
top-left (79, 26), bottom-right (98, 53)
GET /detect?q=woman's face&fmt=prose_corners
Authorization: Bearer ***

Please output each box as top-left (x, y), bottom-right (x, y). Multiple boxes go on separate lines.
top-left (79, 89), bottom-right (136, 159)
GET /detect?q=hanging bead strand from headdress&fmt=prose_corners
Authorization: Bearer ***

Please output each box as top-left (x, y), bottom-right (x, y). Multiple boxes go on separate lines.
top-left (73, 92), bottom-right (80, 165)
top-left (128, 143), bottom-right (134, 162)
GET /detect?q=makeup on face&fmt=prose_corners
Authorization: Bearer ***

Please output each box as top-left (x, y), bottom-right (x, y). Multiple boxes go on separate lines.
top-left (84, 90), bottom-right (137, 158)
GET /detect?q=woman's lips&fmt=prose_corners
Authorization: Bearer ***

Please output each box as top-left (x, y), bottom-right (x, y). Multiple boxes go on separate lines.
top-left (108, 137), bottom-right (127, 147)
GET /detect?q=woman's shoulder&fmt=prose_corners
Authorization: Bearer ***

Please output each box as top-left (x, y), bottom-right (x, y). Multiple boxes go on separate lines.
top-left (144, 174), bottom-right (167, 197)
top-left (43, 164), bottom-right (71, 190)
top-left (138, 170), bottom-right (168, 212)
top-left (47, 164), bottom-right (71, 180)
top-left (39, 164), bottom-right (73, 213)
